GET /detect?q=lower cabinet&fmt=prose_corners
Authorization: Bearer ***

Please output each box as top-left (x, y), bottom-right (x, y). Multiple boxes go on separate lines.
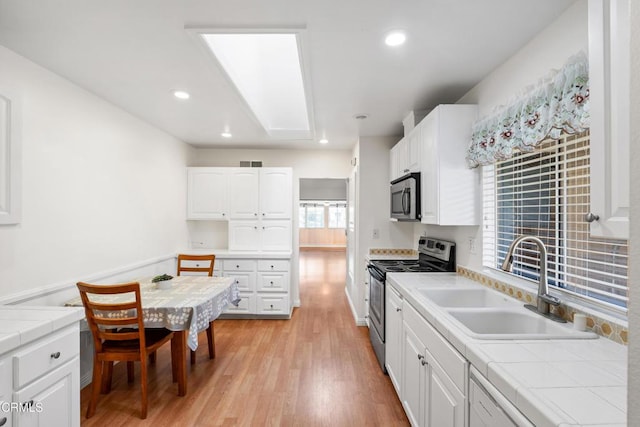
top-left (6, 324), bottom-right (80, 427)
top-left (386, 286), bottom-right (404, 395)
top-left (222, 258), bottom-right (291, 317)
top-left (395, 293), bottom-right (467, 427)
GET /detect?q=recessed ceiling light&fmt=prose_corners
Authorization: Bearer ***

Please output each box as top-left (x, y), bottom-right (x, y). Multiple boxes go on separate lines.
top-left (385, 31), bottom-right (406, 47)
top-left (221, 132), bottom-right (232, 138)
top-left (319, 139), bottom-right (329, 144)
top-left (354, 114), bottom-right (369, 120)
top-left (173, 90), bottom-right (190, 100)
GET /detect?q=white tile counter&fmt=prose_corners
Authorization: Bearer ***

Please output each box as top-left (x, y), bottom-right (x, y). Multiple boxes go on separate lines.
top-left (0, 306), bottom-right (85, 357)
top-left (387, 272), bottom-right (627, 427)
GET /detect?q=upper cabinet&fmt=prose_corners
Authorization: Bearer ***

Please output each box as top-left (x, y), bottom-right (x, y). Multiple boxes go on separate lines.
top-left (588, 0), bottom-right (630, 239)
top-left (187, 167), bottom-right (292, 221)
top-left (187, 168), bottom-right (228, 220)
top-left (390, 127), bottom-right (422, 182)
top-left (420, 105), bottom-right (479, 226)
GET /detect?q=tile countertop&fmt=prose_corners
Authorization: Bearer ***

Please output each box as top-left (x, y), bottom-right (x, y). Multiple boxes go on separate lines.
top-left (0, 305), bottom-right (85, 357)
top-left (387, 272), bottom-right (627, 427)
top-left (178, 249), bottom-right (292, 259)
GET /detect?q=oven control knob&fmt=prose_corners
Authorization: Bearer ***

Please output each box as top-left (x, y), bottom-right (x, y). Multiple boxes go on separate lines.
top-left (436, 243), bottom-right (445, 250)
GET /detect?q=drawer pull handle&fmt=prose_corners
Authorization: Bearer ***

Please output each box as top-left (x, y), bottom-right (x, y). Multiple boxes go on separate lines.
top-left (421, 359), bottom-right (427, 366)
top-left (0, 416), bottom-right (7, 426)
top-left (270, 281), bottom-right (274, 285)
top-left (270, 304), bottom-right (274, 309)
top-left (270, 265), bottom-right (274, 269)
top-left (417, 354), bottom-right (424, 361)
top-left (51, 352), bottom-right (61, 359)
top-left (396, 308), bottom-right (402, 312)
top-left (236, 265), bottom-right (240, 268)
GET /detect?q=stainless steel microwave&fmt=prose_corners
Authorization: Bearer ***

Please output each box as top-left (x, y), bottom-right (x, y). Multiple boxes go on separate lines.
top-left (390, 173), bottom-right (421, 221)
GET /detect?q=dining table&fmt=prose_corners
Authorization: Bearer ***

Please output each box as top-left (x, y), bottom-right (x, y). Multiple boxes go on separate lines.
top-left (66, 275), bottom-right (239, 396)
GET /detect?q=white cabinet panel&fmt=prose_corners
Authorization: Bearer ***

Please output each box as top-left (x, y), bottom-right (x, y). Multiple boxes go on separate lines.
top-left (223, 273), bottom-right (256, 292)
top-left (427, 359), bottom-right (465, 427)
top-left (187, 168), bottom-right (228, 220)
top-left (256, 295), bottom-right (289, 315)
top-left (259, 168), bottom-right (292, 219)
top-left (401, 320), bottom-right (426, 427)
top-left (224, 292), bottom-right (255, 314)
top-left (257, 260), bottom-right (289, 272)
top-left (261, 220), bottom-right (292, 252)
top-left (0, 355), bottom-right (11, 427)
top-left (588, 0), bottom-right (630, 239)
top-left (228, 169), bottom-right (260, 219)
top-left (228, 221), bottom-right (260, 251)
top-left (385, 286), bottom-right (403, 395)
top-left (257, 273), bottom-right (288, 292)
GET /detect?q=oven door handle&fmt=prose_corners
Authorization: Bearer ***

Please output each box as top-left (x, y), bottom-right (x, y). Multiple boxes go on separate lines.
top-left (367, 265), bottom-right (386, 282)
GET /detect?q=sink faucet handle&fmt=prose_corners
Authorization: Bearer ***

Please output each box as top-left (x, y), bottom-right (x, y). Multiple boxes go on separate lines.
top-left (540, 293), bottom-right (561, 306)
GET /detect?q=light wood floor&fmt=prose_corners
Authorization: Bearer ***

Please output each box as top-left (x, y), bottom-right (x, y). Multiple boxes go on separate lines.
top-left (80, 250), bottom-right (408, 426)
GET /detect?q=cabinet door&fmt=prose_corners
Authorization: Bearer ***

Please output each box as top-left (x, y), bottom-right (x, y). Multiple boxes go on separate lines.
top-left (228, 169), bottom-right (260, 219)
top-left (402, 321), bottom-right (426, 427)
top-left (259, 168), bottom-right (292, 219)
top-left (427, 360), bottom-right (465, 427)
top-left (588, 0), bottom-right (630, 239)
top-left (420, 111), bottom-right (439, 224)
top-left (407, 126), bottom-right (422, 172)
top-left (14, 358), bottom-right (79, 427)
top-left (390, 144), bottom-right (400, 181)
top-left (385, 287), bottom-right (403, 395)
top-left (261, 220), bottom-right (292, 252)
top-left (228, 221), bottom-right (260, 251)
top-left (187, 168), bottom-right (228, 220)
top-left (0, 355), bottom-right (11, 427)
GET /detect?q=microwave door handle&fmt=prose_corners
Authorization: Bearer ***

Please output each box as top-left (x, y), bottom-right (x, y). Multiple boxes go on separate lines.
top-left (402, 188), bottom-right (410, 215)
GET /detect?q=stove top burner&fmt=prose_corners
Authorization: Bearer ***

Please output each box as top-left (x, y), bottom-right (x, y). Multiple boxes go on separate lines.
top-left (407, 266), bottom-right (434, 272)
top-left (376, 260), bottom-right (401, 265)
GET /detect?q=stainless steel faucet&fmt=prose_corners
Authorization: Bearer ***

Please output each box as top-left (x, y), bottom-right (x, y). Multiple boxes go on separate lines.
top-left (500, 235), bottom-right (566, 322)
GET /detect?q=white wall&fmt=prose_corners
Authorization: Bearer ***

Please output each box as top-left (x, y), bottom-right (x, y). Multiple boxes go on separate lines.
top-left (0, 45), bottom-right (191, 300)
top-left (350, 136), bottom-right (414, 323)
top-left (627, 1), bottom-right (640, 424)
top-left (189, 147), bottom-right (353, 307)
top-left (413, 1), bottom-right (588, 269)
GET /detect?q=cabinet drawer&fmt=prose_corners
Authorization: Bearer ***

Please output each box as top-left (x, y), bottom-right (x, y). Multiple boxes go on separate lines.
top-left (404, 302), bottom-right (466, 392)
top-left (256, 295), bottom-right (290, 315)
top-left (224, 293), bottom-right (255, 314)
top-left (13, 325), bottom-right (79, 389)
top-left (257, 260), bottom-right (289, 272)
top-left (223, 260), bottom-right (257, 272)
top-left (257, 273), bottom-right (289, 292)
top-left (177, 259), bottom-right (218, 275)
top-left (223, 273), bottom-right (255, 292)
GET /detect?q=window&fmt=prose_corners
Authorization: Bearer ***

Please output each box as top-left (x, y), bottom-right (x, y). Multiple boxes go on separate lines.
top-left (299, 203), bottom-right (325, 228)
top-left (483, 131), bottom-right (628, 311)
top-left (328, 204), bottom-right (347, 229)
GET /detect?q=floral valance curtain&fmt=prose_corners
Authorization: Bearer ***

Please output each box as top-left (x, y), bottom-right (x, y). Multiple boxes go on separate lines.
top-left (466, 52), bottom-right (590, 168)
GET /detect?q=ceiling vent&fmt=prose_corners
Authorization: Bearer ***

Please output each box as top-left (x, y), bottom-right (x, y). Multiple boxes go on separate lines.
top-left (240, 161), bottom-right (263, 167)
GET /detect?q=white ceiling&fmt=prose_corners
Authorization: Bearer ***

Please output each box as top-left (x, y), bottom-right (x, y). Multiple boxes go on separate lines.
top-left (0, 0), bottom-right (575, 150)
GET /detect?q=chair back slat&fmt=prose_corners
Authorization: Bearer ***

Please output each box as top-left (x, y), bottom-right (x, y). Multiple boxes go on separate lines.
top-left (177, 254), bottom-right (215, 276)
top-left (77, 282), bottom-right (146, 352)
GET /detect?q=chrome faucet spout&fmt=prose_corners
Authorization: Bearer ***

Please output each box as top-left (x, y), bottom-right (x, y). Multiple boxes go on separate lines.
top-left (500, 235), bottom-right (564, 322)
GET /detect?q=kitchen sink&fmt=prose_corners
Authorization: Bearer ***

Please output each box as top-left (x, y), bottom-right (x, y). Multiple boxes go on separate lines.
top-left (415, 287), bottom-right (515, 308)
top-left (447, 308), bottom-right (598, 340)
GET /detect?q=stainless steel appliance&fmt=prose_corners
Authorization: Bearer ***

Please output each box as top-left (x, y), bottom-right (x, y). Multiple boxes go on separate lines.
top-left (390, 173), bottom-right (421, 221)
top-left (367, 237), bottom-right (456, 372)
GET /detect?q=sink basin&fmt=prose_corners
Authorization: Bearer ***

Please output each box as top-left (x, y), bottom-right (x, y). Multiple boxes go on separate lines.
top-left (447, 309), bottom-right (598, 340)
top-left (416, 288), bottom-right (515, 308)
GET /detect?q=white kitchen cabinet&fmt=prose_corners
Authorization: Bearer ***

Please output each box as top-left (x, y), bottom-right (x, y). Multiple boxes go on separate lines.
top-left (228, 221), bottom-right (260, 251)
top-left (390, 129), bottom-right (421, 182)
top-left (385, 286), bottom-right (403, 395)
top-left (228, 220), bottom-right (291, 252)
top-left (420, 104), bottom-right (479, 226)
top-left (398, 299), bottom-right (467, 427)
top-left (10, 324), bottom-right (80, 427)
top-left (0, 355), bottom-right (11, 427)
top-left (259, 168), bottom-right (292, 219)
top-left (228, 169), bottom-right (260, 219)
top-left (187, 168), bottom-right (228, 220)
top-left (588, 0), bottom-right (630, 239)
top-left (402, 316), bottom-right (427, 427)
top-left (221, 258), bottom-right (291, 317)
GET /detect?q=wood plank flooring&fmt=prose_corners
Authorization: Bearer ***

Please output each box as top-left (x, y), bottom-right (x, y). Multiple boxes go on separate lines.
top-left (80, 250), bottom-right (408, 426)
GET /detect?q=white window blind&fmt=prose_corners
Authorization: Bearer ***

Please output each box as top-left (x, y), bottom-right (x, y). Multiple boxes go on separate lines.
top-left (482, 131), bottom-right (628, 311)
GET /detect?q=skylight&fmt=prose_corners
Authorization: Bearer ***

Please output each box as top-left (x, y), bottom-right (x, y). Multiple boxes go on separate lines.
top-left (200, 32), bottom-right (311, 139)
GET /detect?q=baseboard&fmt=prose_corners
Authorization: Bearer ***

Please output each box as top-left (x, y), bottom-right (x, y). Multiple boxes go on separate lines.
top-left (345, 286), bottom-right (367, 326)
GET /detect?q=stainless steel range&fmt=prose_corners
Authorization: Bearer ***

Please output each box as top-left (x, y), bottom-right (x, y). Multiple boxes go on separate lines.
top-left (367, 237), bottom-right (456, 372)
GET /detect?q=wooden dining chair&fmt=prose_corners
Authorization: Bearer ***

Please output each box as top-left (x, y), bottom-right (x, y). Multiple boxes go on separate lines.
top-left (77, 281), bottom-right (177, 419)
top-left (176, 254), bottom-right (216, 364)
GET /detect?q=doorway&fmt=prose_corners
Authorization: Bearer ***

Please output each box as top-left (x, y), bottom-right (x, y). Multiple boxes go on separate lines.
top-left (298, 178), bottom-right (348, 251)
